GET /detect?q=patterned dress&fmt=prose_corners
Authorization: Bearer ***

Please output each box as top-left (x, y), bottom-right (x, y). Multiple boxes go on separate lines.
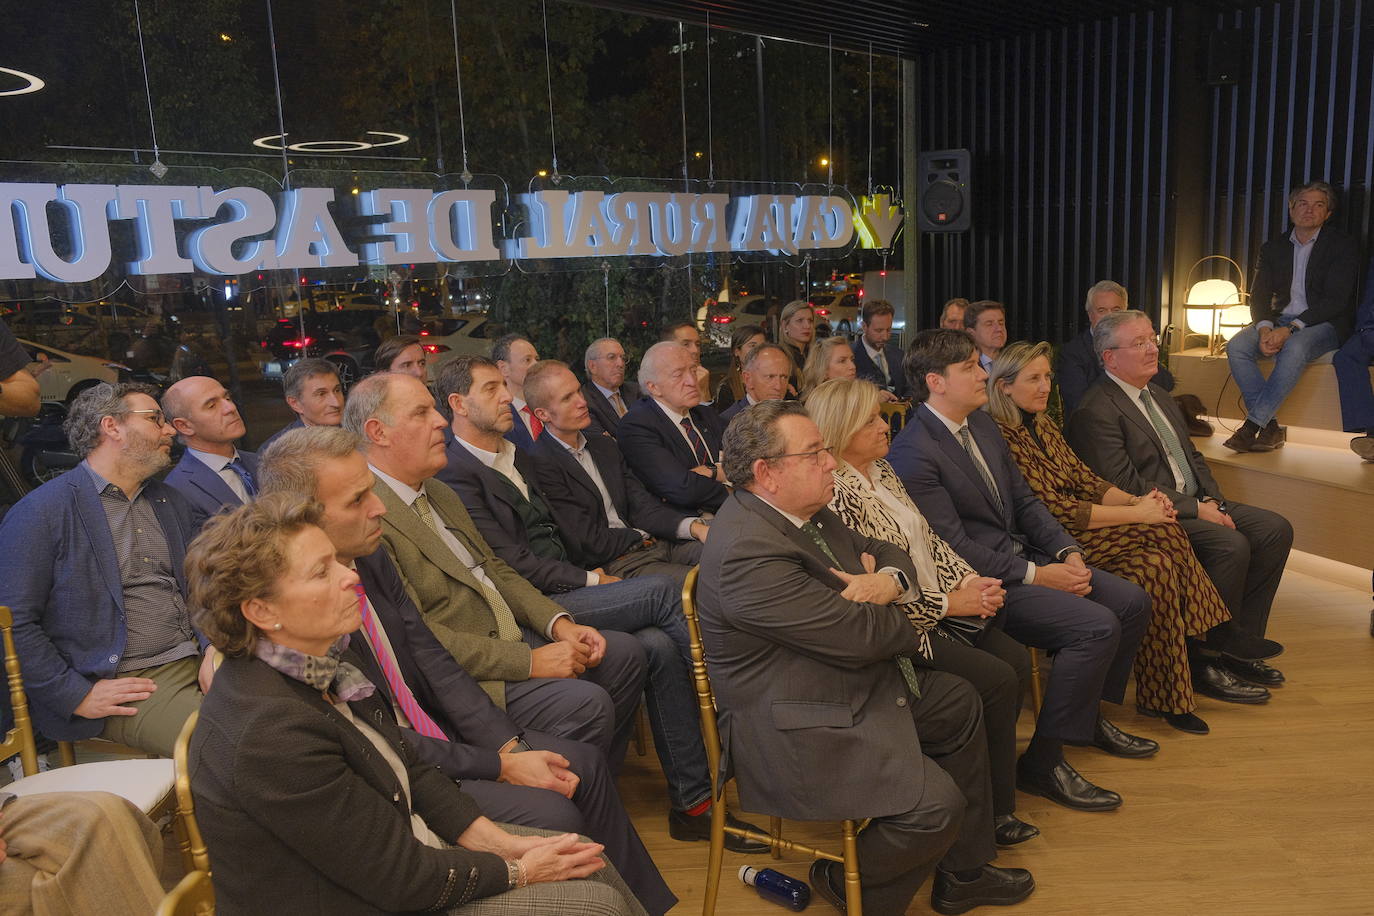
top-left (999, 412), bottom-right (1231, 714)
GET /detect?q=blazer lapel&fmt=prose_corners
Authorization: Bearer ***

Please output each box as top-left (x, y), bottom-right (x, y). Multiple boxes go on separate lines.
top-left (921, 408), bottom-right (1006, 523)
top-left (147, 484), bottom-right (190, 594)
top-left (185, 455), bottom-right (240, 508)
top-left (648, 400), bottom-right (698, 466)
top-left (560, 439), bottom-right (611, 509)
top-left (587, 438), bottom-right (629, 514)
top-left (736, 491), bottom-right (850, 581)
top-left (1105, 381), bottom-right (1172, 466)
top-left (70, 472), bottom-right (125, 609)
top-left (374, 480), bottom-right (486, 597)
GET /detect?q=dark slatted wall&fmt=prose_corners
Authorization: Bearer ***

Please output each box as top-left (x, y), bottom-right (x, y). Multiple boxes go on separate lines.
top-left (915, 10), bottom-right (1176, 342)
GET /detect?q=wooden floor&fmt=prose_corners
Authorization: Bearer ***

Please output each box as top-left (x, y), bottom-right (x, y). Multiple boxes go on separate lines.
top-left (615, 558), bottom-right (1374, 916)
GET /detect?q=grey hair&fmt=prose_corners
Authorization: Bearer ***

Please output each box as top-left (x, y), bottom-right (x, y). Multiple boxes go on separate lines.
top-left (1288, 180), bottom-right (1336, 211)
top-left (257, 425), bottom-right (363, 501)
top-left (584, 337), bottom-right (620, 368)
top-left (1083, 280), bottom-right (1128, 315)
top-left (637, 340), bottom-right (686, 389)
top-left (722, 400), bottom-right (810, 490)
top-left (282, 357), bottom-right (338, 401)
top-left (1092, 309), bottom-right (1150, 358)
top-left (341, 372), bottom-right (399, 442)
top-left (64, 382), bottom-right (161, 458)
top-left (986, 341), bottom-right (1054, 425)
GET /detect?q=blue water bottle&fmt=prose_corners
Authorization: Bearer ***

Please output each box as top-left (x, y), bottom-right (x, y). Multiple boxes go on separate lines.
top-left (739, 865), bottom-right (811, 911)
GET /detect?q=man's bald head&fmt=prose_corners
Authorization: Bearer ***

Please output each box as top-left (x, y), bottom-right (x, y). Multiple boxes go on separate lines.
top-left (162, 375), bottom-right (245, 452)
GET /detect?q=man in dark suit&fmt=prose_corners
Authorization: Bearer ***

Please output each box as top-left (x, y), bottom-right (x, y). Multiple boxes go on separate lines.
top-left (161, 375), bottom-right (258, 529)
top-left (852, 299), bottom-right (910, 399)
top-left (1065, 309), bottom-right (1294, 696)
top-left (718, 343), bottom-right (791, 426)
top-left (1334, 256), bottom-right (1374, 461)
top-left (888, 329), bottom-right (1154, 812)
top-left (0, 382), bottom-right (207, 756)
top-left (1056, 280), bottom-right (1175, 414)
top-left (618, 341), bottom-right (728, 515)
top-left (255, 428), bottom-right (676, 915)
top-left (1224, 180), bottom-right (1361, 452)
top-left (259, 357), bottom-right (343, 450)
top-left (700, 399), bottom-right (1033, 915)
top-left (581, 337), bottom-right (640, 437)
top-left (492, 333), bottom-right (541, 450)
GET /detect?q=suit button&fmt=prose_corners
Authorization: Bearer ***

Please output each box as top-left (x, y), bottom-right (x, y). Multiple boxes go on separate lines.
top-left (109, 655), bottom-right (118, 664)
top-left (896, 697), bottom-right (907, 707)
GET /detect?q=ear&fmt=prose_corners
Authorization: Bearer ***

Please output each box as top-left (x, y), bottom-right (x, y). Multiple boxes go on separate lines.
top-left (240, 596), bottom-right (278, 634)
top-left (446, 391), bottom-right (466, 418)
top-left (751, 457), bottom-right (775, 493)
top-left (285, 395), bottom-right (304, 416)
top-left (171, 415), bottom-right (195, 437)
top-left (924, 370), bottom-right (947, 395)
top-left (532, 404), bottom-right (553, 424)
top-left (362, 415), bottom-right (388, 447)
top-left (99, 413), bottom-right (122, 442)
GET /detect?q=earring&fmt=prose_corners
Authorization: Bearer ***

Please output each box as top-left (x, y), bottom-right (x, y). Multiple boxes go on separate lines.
top-left (273, 623), bottom-right (283, 631)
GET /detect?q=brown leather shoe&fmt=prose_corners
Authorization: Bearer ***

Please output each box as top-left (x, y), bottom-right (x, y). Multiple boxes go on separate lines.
top-left (1256, 420), bottom-right (1286, 449)
top-left (1351, 435), bottom-right (1374, 461)
top-left (1222, 422), bottom-right (1267, 453)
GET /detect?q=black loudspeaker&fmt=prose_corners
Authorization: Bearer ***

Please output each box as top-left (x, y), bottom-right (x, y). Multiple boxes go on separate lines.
top-left (916, 149), bottom-right (971, 232)
top-left (1206, 30), bottom-right (1250, 86)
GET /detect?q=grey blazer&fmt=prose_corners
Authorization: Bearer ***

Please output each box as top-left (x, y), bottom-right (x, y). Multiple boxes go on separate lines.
top-left (695, 490), bottom-right (926, 822)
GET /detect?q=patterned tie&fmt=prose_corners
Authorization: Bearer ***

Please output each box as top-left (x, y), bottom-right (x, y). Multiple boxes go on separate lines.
top-left (873, 348), bottom-right (890, 385)
top-left (800, 520), bottom-right (921, 698)
top-left (680, 417), bottom-right (713, 466)
top-left (1138, 390), bottom-right (1199, 495)
top-left (521, 405), bottom-right (544, 438)
top-left (957, 426), bottom-right (1005, 517)
top-left (224, 456), bottom-right (257, 498)
top-left (355, 586), bottom-right (447, 739)
top-left (610, 391), bottom-right (627, 417)
top-left (412, 491), bottom-right (524, 643)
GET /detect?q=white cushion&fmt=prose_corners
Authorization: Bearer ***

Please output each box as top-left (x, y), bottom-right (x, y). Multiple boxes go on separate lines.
top-left (8, 759), bottom-right (175, 813)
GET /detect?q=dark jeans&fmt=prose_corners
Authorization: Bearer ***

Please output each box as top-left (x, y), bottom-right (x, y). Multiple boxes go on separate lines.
top-left (1334, 328), bottom-right (1374, 433)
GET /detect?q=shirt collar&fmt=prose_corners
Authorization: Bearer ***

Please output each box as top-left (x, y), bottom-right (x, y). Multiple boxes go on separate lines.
top-left (186, 445), bottom-right (239, 472)
top-left (652, 397), bottom-right (689, 426)
top-left (369, 464), bottom-right (423, 506)
top-left (924, 403), bottom-right (967, 436)
top-left (550, 431), bottom-right (588, 455)
top-left (1105, 369), bottom-right (1148, 397)
top-left (750, 490), bottom-right (811, 529)
top-left (593, 382), bottom-right (618, 400)
top-left (81, 459), bottom-right (145, 502)
top-left (861, 338), bottom-right (883, 359)
top-left (453, 434), bottom-right (511, 470)
top-left (1289, 226), bottom-right (1322, 247)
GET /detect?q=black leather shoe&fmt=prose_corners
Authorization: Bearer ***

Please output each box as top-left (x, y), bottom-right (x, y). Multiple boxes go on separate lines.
top-left (993, 814), bottom-right (1040, 846)
top-left (1068, 716), bottom-right (1159, 758)
top-left (1218, 630), bottom-right (1285, 661)
top-left (1015, 756), bottom-right (1122, 811)
top-left (932, 864), bottom-right (1036, 915)
top-left (1192, 662), bottom-right (1270, 704)
top-left (1223, 422), bottom-right (1270, 453)
top-left (1221, 655), bottom-right (1285, 686)
top-left (809, 859), bottom-right (847, 913)
top-left (1137, 706), bottom-right (1210, 735)
top-left (667, 808), bottom-right (769, 853)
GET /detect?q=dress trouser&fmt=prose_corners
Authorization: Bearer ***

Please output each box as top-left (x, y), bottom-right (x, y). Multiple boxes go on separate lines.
top-left (98, 654), bottom-right (203, 757)
top-left (1180, 503), bottom-right (1293, 642)
top-left (603, 539), bottom-right (702, 586)
top-left (1333, 328), bottom-right (1374, 433)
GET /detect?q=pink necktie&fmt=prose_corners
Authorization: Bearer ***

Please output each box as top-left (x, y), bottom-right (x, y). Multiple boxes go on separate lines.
top-left (355, 586), bottom-right (446, 740)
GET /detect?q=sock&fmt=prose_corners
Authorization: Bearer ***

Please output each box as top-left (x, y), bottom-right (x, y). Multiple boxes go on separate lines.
top-left (1022, 733), bottom-right (1062, 772)
top-left (683, 798), bottom-right (712, 817)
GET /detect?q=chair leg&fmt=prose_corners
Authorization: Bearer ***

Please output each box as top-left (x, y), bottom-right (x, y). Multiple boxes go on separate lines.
top-left (1028, 648), bottom-right (1044, 716)
top-left (841, 819), bottom-right (863, 916)
top-left (632, 699), bottom-right (647, 757)
top-left (769, 815), bottom-right (783, 860)
top-left (57, 741), bottom-right (76, 768)
top-left (702, 792), bottom-right (727, 916)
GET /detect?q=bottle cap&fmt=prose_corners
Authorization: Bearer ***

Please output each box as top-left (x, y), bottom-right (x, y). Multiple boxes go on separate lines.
top-left (739, 865), bottom-right (756, 884)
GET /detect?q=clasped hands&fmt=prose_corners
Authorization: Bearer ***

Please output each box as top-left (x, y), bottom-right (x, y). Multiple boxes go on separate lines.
top-left (947, 575), bottom-right (1007, 619)
top-left (1258, 325), bottom-right (1292, 357)
top-left (530, 618), bottom-right (606, 679)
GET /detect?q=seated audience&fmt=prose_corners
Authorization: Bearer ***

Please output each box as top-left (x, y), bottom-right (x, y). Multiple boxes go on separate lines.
top-left (806, 378), bottom-right (1038, 847)
top-left (0, 791), bottom-right (165, 915)
top-left (260, 357), bottom-right (343, 449)
top-left (183, 495), bottom-right (648, 916)
top-left (940, 297), bottom-right (970, 331)
top-left (256, 426), bottom-right (673, 913)
top-left (660, 321), bottom-right (713, 404)
top-left (1065, 310), bottom-right (1293, 691)
top-left (1224, 180), bottom-right (1360, 452)
top-left (493, 333), bottom-right (542, 449)
top-left (989, 342), bottom-right (1240, 733)
top-left (712, 323), bottom-right (766, 414)
top-left (581, 337), bottom-right (640, 436)
top-left (618, 341), bottom-right (729, 515)
top-left (718, 343), bottom-right (792, 424)
top-left (852, 299), bottom-right (911, 399)
top-left (889, 330), bottom-right (1153, 811)
top-left (964, 301), bottom-right (1008, 372)
top-left (339, 371), bottom-right (648, 767)
top-left (776, 300), bottom-right (816, 394)
top-left (0, 383), bottom-right (206, 756)
top-left (162, 375), bottom-right (258, 529)
top-left (697, 399), bottom-right (1034, 915)
top-left (1056, 281), bottom-right (1175, 414)
top-left (374, 334), bottom-right (428, 379)
top-left (1334, 257), bottom-right (1374, 461)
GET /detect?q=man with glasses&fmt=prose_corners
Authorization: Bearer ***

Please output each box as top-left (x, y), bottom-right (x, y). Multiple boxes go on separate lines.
top-left (0, 383), bottom-right (208, 756)
top-left (1223, 180), bottom-right (1360, 452)
top-left (581, 337), bottom-right (639, 437)
top-left (1067, 310), bottom-right (1293, 697)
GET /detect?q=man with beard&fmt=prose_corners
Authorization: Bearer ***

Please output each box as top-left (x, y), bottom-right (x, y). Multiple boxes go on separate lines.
top-left (0, 383), bottom-right (207, 756)
top-left (162, 375), bottom-right (258, 529)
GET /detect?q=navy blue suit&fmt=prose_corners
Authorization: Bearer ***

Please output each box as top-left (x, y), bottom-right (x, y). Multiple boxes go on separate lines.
top-left (0, 468), bottom-right (200, 740)
top-left (1056, 327), bottom-right (1175, 414)
top-left (888, 404), bottom-right (1149, 742)
top-left (718, 396), bottom-right (752, 426)
top-left (163, 449), bottom-right (258, 530)
top-left (616, 398), bottom-right (728, 515)
top-left (505, 404), bottom-right (537, 451)
top-left (582, 380), bottom-right (640, 438)
top-left (1335, 256), bottom-right (1374, 435)
top-left (852, 339), bottom-right (910, 399)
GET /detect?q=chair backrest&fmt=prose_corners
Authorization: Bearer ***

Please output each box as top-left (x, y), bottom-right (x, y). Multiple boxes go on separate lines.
top-left (0, 605), bottom-right (42, 777)
top-left (156, 869), bottom-right (214, 916)
top-left (881, 400), bottom-right (911, 434)
top-left (679, 567), bottom-right (726, 790)
top-left (173, 709), bottom-right (210, 874)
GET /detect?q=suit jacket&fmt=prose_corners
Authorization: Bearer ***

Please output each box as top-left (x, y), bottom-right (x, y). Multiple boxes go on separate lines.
top-left (373, 475), bottom-right (565, 707)
top-left (434, 433), bottom-right (588, 594)
top-left (258, 416), bottom-right (303, 451)
top-left (0, 468), bottom-right (199, 740)
top-left (617, 397), bottom-right (728, 514)
top-left (1056, 328), bottom-right (1174, 414)
top-left (718, 396), bottom-right (752, 425)
top-left (505, 403), bottom-right (536, 451)
top-left (529, 430), bottom-right (691, 568)
top-left (353, 548), bottom-right (522, 782)
top-left (696, 490), bottom-right (925, 821)
top-left (190, 653), bottom-right (506, 915)
top-left (1064, 377), bottom-right (1224, 519)
top-left (851, 339), bottom-right (910, 398)
top-left (887, 404), bottom-right (1078, 582)
top-left (1248, 223), bottom-right (1361, 339)
top-left (582, 379), bottom-right (640, 437)
top-left (162, 448), bottom-right (259, 530)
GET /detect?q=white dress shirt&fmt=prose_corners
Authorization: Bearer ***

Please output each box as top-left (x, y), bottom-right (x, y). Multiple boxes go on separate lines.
top-left (186, 446), bottom-right (250, 503)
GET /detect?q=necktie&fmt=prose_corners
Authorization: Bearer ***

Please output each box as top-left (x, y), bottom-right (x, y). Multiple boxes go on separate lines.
top-left (1138, 390), bottom-right (1199, 495)
top-left (412, 492), bottom-right (524, 643)
top-left (355, 586), bottom-right (447, 739)
top-left (957, 426), bottom-right (1005, 517)
top-left (224, 456), bottom-right (257, 498)
top-left (874, 348), bottom-right (890, 385)
top-left (610, 391), bottom-right (627, 417)
top-left (800, 520), bottom-right (921, 698)
top-left (521, 405), bottom-right (544, 438)
top-left (680, 417), bottom-right (713, 466)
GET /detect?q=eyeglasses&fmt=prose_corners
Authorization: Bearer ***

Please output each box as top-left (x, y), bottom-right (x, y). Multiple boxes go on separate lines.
top-left (764, 445), bottom-right (835, 465)
top-left (1104, 336), bottom-right (1160, 352)
top-left (127, 408), bottom-right (168, 426)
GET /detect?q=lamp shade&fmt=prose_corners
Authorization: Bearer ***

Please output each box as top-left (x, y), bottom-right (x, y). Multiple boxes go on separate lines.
top-left (1185, 278), bottom-right (1241, 334)
top-left (1218, 304), bottom-right (1251, 341)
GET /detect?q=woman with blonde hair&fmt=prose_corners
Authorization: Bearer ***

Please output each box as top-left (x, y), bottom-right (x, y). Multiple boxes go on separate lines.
top-left (776, 299), bottom-right (815, 394)
top-left (805, 377), bottom-right (1039, 847)
top-left (988, 341), bottom-right (1232, 734)
top-left (801, 335), bottom-right (900, 401)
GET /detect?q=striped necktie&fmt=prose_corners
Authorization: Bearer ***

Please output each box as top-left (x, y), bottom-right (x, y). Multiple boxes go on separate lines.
top-left (957, 426), bottom-right (1005, 517)
top-left (354, 586), bottom-right (446, 740)
top-left (412, 492), bottom-right (524, 643)
top-left (680, 417), bottom-right (713, 466)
